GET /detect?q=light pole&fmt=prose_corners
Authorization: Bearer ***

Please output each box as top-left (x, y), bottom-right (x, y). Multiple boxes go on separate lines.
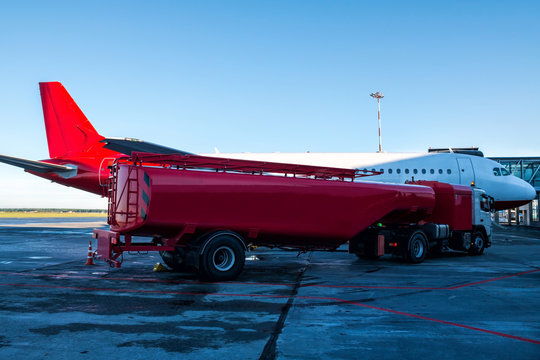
top-left (370, 91), bottom-right (384, 152)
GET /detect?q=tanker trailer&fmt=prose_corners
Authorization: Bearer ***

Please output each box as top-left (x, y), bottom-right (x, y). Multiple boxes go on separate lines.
top-left (93, 152), bottom-right (438, 280)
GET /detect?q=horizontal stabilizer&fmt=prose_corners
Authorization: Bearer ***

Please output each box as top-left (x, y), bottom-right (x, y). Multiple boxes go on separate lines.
top-left (101, 138), bottom-right (193, 156)
top-left (0, 154), bottom-right (77, 177)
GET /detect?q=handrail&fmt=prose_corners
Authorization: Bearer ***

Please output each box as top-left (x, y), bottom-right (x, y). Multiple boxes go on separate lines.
top-left (123, 152), bottom-right (381, 181)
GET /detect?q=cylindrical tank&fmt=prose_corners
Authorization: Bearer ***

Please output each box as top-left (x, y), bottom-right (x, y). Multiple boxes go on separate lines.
top-left (110, 164), bottom-right (436, 248)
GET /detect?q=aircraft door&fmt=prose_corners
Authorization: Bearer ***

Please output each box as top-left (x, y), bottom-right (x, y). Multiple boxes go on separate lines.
top-left (457, 158), bottom-right (475, 186)
top-left (99, 158), bottom-right (115, 186)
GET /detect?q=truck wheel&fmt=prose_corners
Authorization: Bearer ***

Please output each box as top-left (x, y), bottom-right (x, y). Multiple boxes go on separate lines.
top-left (159, 248), bottom-right (188, 271)
top-left (469, 232), bottom-right (486, 255)
top-left (407, 231), bottom-right (427, 263)
top-left (199, 234), bottom-right (245, 281)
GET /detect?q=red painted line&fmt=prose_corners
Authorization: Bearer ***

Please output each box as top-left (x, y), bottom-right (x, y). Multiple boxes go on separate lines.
top-left (0, 268), bottom-right (538, 291)
top-left (0, 272), bottom-right (440, 290)
top-left (445, 268), bottom-right (540, 289)
top-left (0, 282), bottom-right (290, 298)
top-left (0, 281), bottom-right (539, 345)
top-left (0, 272), bottom-right (295, 288)
top-left (0, 272), bottom-right (451, 290)
top-left (328, 297), bottom-right (540, 345)
top-left (301, 284), bottom-right (445, 290)
top-left (0, 269), bottom-right (540, 290)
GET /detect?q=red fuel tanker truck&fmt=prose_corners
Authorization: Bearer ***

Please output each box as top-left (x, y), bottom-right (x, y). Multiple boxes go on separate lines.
top-left (93, 153), bottom-right (492, 280)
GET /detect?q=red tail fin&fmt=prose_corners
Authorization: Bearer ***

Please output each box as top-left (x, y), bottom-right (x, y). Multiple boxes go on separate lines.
top-left (39, 82), bottom-right (103, 158)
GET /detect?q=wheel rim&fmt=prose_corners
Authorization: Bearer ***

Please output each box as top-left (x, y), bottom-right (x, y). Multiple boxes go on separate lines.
top-left (474, 235), bottom-right (484, 250)
top-left (412, 237), bottom-right (424, 258)
top-left (212, 246), bottom-right (235, 272)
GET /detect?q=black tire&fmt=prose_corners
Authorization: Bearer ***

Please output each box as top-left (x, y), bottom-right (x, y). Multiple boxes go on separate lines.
top-left (199, 234), bottom-right (245, 281)
top-left (469, 231), bottom-right (486, 255)
top-left (159, 248), bottom-right (188, 271)
top-left (407, 231), bottom-right (427, 263)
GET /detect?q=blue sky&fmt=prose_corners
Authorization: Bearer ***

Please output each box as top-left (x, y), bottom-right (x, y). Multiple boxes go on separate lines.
top-left (0, 1), bottom-right (538, 208)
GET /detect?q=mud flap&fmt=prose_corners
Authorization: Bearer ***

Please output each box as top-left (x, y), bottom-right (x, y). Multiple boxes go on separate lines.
top-left (377, 234), bottom-right (385, 256)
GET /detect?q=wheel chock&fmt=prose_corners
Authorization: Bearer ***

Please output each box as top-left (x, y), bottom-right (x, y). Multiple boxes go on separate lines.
top-left (153, 262), bottom-right (168, 272)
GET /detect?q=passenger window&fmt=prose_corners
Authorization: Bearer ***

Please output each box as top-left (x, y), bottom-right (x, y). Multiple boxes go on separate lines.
top-left (501, 168), bottom-right (510, 176)
top-left (422, 169), bottom-right (426, 174)
top-left (380, 169), bottom-right (384, 174)
top-left (388, 169), bottom-right (393, 174)
top-left (430, 169), bottom-right (434, 174)
top-left (396, 169), bottom-right (401, 174)
top-left (493, 168), bottom-right (501, 176)
top-left (413, 169), bottom-right (418, 174)
top-left (405, 169), bottom-right (409, 174)
top-left (371, 168), bottom-right (376, 172)
top-left (447, 169), bottom-right (451, 174)
top-left (438, 169), bottom-right (443, 174)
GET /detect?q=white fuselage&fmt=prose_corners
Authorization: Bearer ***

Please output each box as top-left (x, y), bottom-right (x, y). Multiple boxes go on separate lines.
top-left (204, 152), bottom-right (536, 209)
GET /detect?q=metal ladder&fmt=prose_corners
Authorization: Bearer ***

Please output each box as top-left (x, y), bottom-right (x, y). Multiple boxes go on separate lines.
top-left (107, 164), bottom-right (140, 224)
top-left (107, 165), bottom-right (118, 225)
top-left (125, 166), bottom-right (140, 221)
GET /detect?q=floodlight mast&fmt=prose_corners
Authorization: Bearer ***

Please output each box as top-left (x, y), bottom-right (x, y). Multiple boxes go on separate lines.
top-left (370, 91), bottom-right (384, 152)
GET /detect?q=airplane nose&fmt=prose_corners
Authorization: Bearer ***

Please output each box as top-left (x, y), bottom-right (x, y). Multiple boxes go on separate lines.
top-left (524, 181), bottom-right (537, 200)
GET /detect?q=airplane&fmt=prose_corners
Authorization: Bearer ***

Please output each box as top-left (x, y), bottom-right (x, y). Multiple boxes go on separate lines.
top-left (0, 82), bottom-right (535, 211)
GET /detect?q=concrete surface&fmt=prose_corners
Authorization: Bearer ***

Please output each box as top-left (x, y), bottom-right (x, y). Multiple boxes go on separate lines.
top-left (0, 218), bottom-right (538, 359)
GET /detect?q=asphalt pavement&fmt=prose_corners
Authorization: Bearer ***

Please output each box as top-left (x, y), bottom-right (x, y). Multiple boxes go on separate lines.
top-left (0, 219), bottom-right (538, 359)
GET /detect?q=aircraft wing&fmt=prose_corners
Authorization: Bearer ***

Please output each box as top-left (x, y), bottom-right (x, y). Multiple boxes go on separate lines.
top-left (0, 155), bottom-right (76, 175)
top-left (101, 138), bottom-right (193, 156)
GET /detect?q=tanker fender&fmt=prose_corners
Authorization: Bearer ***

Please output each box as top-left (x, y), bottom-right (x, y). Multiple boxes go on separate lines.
top-left (183, 230), bottom-right (247, 271)
top-left (198, 230), bottom-right (248, 255)
top-left (196, 230), bottom-right (248, 281)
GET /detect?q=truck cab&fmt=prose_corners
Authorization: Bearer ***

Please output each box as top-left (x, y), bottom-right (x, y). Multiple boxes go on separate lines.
top-left (350, 182), bottom-right (493, 263)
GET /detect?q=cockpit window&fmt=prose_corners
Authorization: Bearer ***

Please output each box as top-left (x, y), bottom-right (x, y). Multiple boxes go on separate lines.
top-left (493, 168), bottom-right (501, 176)
top-left (501, 168), bottom-right (510, 176)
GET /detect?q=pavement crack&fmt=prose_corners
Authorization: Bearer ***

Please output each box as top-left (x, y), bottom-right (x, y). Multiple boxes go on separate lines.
top-left (259, 251), bottom-right (312, 360)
